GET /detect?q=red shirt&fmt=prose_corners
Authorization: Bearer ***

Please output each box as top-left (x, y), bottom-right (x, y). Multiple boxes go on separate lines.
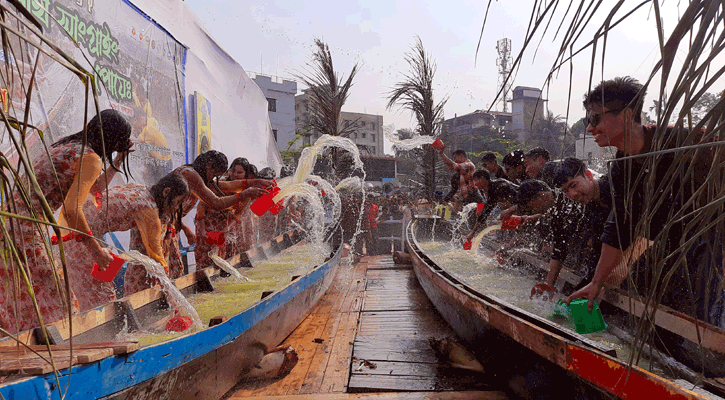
top-left (368, 204), bottom-right (379, 228)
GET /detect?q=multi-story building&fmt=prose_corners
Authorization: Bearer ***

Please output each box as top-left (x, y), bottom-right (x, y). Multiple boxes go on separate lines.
top-left (251, 73), bottom-right (297, 150)
top-left (441, 110), bottom-right (512, 154)
top-left (509, 86), bottom-right (547, 143)
top-left (295, 91), bottom-right (384, 156)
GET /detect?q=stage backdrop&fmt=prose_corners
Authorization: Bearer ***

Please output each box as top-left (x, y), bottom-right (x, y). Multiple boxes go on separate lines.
top-left (8, 0), bottom-right (188, 187)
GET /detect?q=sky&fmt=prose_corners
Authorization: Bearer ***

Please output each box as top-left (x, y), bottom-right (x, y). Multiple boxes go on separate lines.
top-left (184, 0), bottom-right (722, 155)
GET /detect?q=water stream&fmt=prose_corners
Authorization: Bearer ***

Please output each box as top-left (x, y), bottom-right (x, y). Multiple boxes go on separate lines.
top-left (118, 250), bottom-right (203, 328)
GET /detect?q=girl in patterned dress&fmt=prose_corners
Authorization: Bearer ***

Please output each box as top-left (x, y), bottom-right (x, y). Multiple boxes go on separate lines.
top-left (68, 174), bottom-right (189, 308)
top-left (163, 152), bottom-right (270, 275)
top-left (0, 110), bottom-right (132, 334)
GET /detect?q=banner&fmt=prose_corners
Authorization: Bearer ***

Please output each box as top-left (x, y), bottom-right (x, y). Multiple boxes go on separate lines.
top-left (6, 0), bottom-right (187, 186)
top-left (195, 91), bottom-right (211, 157)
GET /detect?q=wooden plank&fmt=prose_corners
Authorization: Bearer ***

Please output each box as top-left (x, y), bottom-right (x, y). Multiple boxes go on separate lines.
top-left (227, 390), bottom-right (510, 400)
top-left (319, 311), bottom-right (360, 393)
top-left (298, 269), bottom-right (366, 394)
top-left (0, 354), bottom-right (77, 375)
top-left (0, 342), bottom-right (139, 355)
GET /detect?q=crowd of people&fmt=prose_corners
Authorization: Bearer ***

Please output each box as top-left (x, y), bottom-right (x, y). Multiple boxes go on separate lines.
top-left (433, 76), bottom-right (724, 327)
top-left (0, 110), bottom-right (303, 334)
top-left (1, 75), bottom-right (721, 336)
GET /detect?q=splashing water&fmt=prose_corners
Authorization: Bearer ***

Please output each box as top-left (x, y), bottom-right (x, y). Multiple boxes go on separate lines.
top-left (471, 224), bottom-right (502, 253)
top-left (307, 174), bottom-right (341, 225)
top-left (288, 135), bottom-right (364, 185)
top-left (208, 248), bottom-right (250, 281)
top-left (119, 250), bottom-right (202, 328)
top-left (273, 182), bottom-right (326, 243)
top-left (385, 130), bottom-right (435, 152)
top-left (448, 203), bottom-right (479, 244)
top-left (335, 177), bottom-right (363, 192)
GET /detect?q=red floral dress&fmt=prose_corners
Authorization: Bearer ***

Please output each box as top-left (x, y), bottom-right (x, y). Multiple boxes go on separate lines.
top-left (166, 165), bottom-right (198, 276)
top-left (76, 184), bottom-right (168, 302)
top-left (194, 201), bottom-right (231, 270)
top-left (0, 142), bottom-right (92, 334)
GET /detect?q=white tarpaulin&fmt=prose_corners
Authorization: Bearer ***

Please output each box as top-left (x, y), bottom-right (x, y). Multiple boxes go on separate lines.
top-left (127, 0), bottom-right (283, 172)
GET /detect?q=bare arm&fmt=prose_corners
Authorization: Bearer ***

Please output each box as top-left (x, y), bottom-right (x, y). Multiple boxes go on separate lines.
top-left (546, 259), bottom-right (563, 287)
top-left (217, 179), bottom-right (274, 194)
top-left (438, 151), bottom-right (456, 170)
top-left (565, 243), bottom-right (624, 310)
top-left (182, 168), bottom-right (240, 210)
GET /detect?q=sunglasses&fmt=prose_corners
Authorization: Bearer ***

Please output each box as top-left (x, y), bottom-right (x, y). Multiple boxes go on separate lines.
top-left (585, 108), bottom-right (622, 128)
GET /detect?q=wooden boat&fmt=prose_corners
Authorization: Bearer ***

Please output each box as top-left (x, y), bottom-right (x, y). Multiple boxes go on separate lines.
top-left (0, 228), bottom-right (343, 400)
top-left (406, 217), bottom-right (720, 399)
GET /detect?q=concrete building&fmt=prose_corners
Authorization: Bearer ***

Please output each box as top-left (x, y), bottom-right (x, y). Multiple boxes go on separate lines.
top-left (295, 91), bottom-right (384, 156)
top-left (251, 73), bottom-right (297, 150)
top-left (509, 86), bottom-right (547, 143)
top-left (441, 110), bottom-right (512, 153)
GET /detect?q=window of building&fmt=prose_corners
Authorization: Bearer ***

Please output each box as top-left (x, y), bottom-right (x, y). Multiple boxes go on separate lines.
top-left (361, 132), bottom-right (366, 139)
top-left (371, 134), bottom-right (376, 142)
top-left (371, 123), bottom-right (376, 130)
top-left (344, 119), bottom-right (351, 127)
top-left (272, 129), bottom-right (278, 142)
top-left (267, 98), bottom-right (276, 112)
top-left (371, 146), bottom-right (376, 154)
top-left (354, 132), bottom-right (358, 139)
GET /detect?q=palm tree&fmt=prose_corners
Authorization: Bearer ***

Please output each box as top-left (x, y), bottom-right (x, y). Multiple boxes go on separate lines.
top-left (295, 38), bottom-right (358, 140)
top-left (386, 36), bottom-right (448, 198)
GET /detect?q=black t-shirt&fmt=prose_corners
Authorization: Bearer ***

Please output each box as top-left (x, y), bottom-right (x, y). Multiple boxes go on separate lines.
top-left (600, 125), bottom-right (714, 252)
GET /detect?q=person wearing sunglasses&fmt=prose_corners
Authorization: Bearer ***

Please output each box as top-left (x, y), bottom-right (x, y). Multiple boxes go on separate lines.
top-left (566, 77), bottom-right (723, 326)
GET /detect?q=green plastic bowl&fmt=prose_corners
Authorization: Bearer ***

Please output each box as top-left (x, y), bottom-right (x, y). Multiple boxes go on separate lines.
top-left (567, 298), bottom-right (607, 334)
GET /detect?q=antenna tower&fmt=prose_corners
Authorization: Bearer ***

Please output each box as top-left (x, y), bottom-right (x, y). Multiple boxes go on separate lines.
top-left (496, 38), bottom-right (513, 112)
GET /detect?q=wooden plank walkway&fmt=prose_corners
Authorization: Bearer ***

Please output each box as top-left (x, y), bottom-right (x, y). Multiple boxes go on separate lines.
top-left (226, 255), bottom-right (508, 399)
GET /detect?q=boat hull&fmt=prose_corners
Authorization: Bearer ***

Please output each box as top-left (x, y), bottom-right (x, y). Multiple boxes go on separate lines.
top-left (0, 230), bottom-right (342, 400)
top-left (407, 217), bottom-right (708, 399)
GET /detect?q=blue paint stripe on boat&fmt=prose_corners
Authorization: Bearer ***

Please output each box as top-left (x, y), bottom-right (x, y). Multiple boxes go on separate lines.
top-left (0, 249), bottom-right (340, 400)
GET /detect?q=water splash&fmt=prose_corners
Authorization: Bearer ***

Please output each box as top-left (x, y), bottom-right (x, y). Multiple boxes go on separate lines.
top-left (273, 182), bottom-right (326, 243)
top-left (386, 130), bottom-right (435, 152)
top-left (288, 135), bottom-right (364, 185)
top-left (335, 177), bottom-right (363, 192)
top-left (119, 250), bottom-right (202, 328)
top-left (208, 247), bottom-right (250, 281)
top-left (449, 203), bottom-right (478, 244)
top-left (307, 174), bottom-right (341, 225)
top-left (471, 224), bottom-right (502, 253)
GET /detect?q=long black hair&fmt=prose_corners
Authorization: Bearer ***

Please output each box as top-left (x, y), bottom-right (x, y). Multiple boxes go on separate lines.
top-left (229, 157), bottom-right (250, 173)
top-left (150, 173), bottom-right (189, 221)
top-left (191, 150), bottom-right (228, 190)
top-left (54, 109), bottom-right (133, 179)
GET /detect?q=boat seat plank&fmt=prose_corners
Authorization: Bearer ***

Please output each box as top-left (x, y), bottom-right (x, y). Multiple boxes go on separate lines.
top-left (0, 355), bottom-right (76, 375)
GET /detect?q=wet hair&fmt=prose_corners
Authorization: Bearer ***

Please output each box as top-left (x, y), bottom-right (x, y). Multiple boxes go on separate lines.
top-left (472, 169), bottom-right (490, 181)
top-left (516, 180), bottom-right (551, 207)
top-left (552, 157), bottom-right (587, 188)
top-left (583, 76), bottom-right (646, 123)
top-left (502, 150), bottom-right (525, 168)
top-left (245, 164), bottom-right (258, 179)
top-left (258, 167), bottom-right (276, 180)
top-left (524, 147), bottom-right (550, 161)
top-left (150, 173), bottom-right (189, 221)
top-left (452, 149), bottom-right (467, 158)
top-left (191, 150), bottom-right (228, 187)
top-left (279, 165), bottom-right (295, 178)
top-left (481, 152), bottom-right (497, 163)
top-left (489, 179), bottom-right (519, 202)
top-left (54, 109), bottom-right (133, 179)
top-left (229, 157), bottom-right (250, 172)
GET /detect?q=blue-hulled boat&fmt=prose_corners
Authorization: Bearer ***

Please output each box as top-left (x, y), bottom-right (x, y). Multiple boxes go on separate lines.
top-left (0, 228), bottom-right (342, 400)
